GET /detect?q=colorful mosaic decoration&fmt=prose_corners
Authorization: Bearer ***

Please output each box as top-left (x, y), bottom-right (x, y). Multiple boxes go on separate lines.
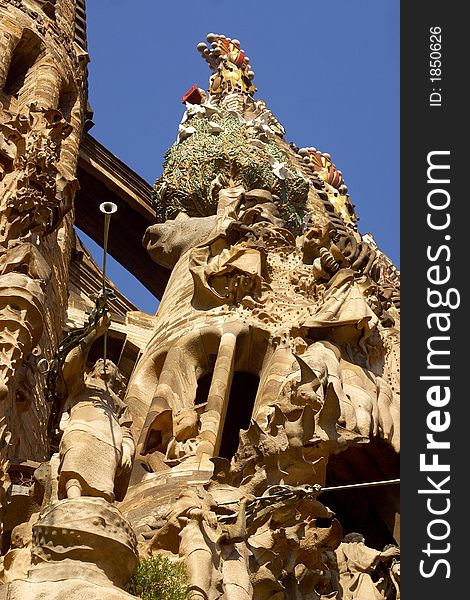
top-left (197, 34), bottom-right (256, 96)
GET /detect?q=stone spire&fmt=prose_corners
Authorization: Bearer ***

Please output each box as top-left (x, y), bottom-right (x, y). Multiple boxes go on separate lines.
top-left (124, 33), bottom-right (400, 600)
top-left (153, 33), bottom-right (359, 234)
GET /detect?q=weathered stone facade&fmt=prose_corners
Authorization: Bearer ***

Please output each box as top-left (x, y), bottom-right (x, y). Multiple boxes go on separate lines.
top-left (0, 9), bottom-right (400, 600)
top-left (0, 0), bottom-right (88, 542)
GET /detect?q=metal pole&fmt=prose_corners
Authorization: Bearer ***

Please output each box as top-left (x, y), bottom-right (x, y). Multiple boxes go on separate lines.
top-left (319, 478), bottom-right (400, 494)
top-left (99, 202), bottom-right (118, 372)
top-left (218, 478), bottom-right (400, 506)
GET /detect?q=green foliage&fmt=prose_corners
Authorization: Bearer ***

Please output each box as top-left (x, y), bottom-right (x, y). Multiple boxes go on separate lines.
top-left (152, 110), bottom-right (307, 232)
top-left (126, 554), bottom-right (189, 600)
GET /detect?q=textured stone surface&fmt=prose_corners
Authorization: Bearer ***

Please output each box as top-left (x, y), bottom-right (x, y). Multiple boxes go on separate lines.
top-left (1, 15), bottom-right (400, 600)
top-left (0, 0), bottom-right (88, 542)
top-left (122, 33), bottom-right (400, 600)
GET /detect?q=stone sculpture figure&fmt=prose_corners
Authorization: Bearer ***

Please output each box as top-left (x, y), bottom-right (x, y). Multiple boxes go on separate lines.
top-left (0, 521), bottom-right (34, 583)
top-left (335, 533), bottom-right (400, 600)
top-left (57, 315), bottom-right (135, 502)
top-left (0, 315), bottom-right (140, 598)
top-left (374, 545), bottom-right (400, 600)
top-left (148, 485), bottom-right (226, 600)
top-left (148, 479), bottom-right (341, 600)
top-left (388, 558), bottom-right (400, 599)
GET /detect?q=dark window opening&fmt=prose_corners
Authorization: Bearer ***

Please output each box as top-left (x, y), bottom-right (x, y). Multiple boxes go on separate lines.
top-left (74, 1), bottom-right (88, 51)
top-left (315, 517), bottom-right (335, 528)
top-left (144, 430), bottom-right (163, 455)
top-left (1, 531), bottom-right (11, 556)
top-left (3, 30), bottom-right (43, 98)
top-left (37, 1), bottom-right (56, 19)
top-left (194, 372), bottom-right (212, 407)
top-left (59, 87), bottom-right (77, 124)
top-left (76, 0), bottom-right (87, 14)
top-left (218, 372), bottom-right (259, 461)
top-left (322, 439), bottom-right (400, 548)
top-left (56, 86), bottom-right (78, 158)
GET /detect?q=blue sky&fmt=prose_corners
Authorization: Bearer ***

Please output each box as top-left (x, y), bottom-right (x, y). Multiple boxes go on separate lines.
top-left (82, 0), bottom-right (399, 314)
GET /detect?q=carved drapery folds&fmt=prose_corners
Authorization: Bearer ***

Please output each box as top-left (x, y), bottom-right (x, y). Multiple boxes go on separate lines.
top-left (55, 315), bottom-right (136, 503)
top-left (334, 533), bottom-right (400, 600)
top-left (136, 181), bottom-right (399, 468)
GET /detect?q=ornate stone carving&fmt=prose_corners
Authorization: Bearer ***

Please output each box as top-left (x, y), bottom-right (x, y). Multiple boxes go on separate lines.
top-left (1, 0), bottom-right (88, 547)
top-left (132, 174), bottom-right (399, 468)
top-left (1, 316), bottom-right (139, 596)
top-left (2, 498), bottom-right (138, 599)
top-left (0, 104), bottom-right (78, 247)
top-left (197, 34), bottom-right (256, 98)
top-left (0, 17), bottom-right (400, 600)
top-left (31, 498), bottom-right (138, 587)
top-left (0, 520), bottom-right (34, 583)
top-left (0, 244), bottom-right (51, 403)
top-left (146, 478), bottom-right (342, 600)
top-left (53, 315), bottom-right (135, 502)
top-left (123, 31), bottom-right (400, 600)
top-left (0, 244), bottom-right (51, 536)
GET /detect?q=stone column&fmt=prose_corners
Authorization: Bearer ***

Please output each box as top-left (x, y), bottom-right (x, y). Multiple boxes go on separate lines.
top-left (197, 331), bottom-right (237, 460)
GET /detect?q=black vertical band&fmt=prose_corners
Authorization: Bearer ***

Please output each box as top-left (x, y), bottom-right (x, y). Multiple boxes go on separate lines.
top-left (401, 2), bottom-right (465, 596)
